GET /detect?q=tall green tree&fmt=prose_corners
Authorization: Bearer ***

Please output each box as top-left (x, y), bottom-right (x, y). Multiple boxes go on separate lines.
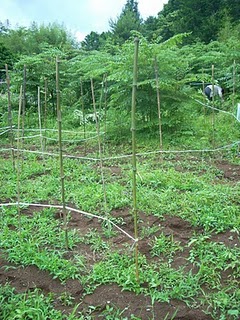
top-left (109, 0), bottom-right (142, 45)
top-left (155, 0), bottom-right (240, 43)
top-left (2, 22), bottom-right (75, 56)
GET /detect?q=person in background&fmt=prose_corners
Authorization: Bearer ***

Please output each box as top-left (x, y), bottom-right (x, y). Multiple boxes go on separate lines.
top-left (204, 84), bottom-right (224, 101)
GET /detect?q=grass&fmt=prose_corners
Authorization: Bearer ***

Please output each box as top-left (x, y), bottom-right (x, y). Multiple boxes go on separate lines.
top-left (0, 121), bottom-right (239, 319)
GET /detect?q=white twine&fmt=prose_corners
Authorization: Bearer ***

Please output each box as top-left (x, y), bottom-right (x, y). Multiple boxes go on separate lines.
top-left (0, 125), bottom-right (15, 130)
top-left (0, 141), bottom-right (239, 162)
top-left (0, 202), bottom-right (136, 242)
top-left (0, 129), bottom-right (10, 136)
top-left (194, 99), bottom-right (239, 121)
top-left (11, 128), bottom-right (103, 134)
top-left (13, 132), bottom-right (104, 143)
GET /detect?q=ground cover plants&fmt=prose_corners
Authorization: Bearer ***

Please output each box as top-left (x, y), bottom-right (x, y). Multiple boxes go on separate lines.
top-left (0, 121), bottom-right (239, 319)
top-left (1, 1), bottom-right (240, 317)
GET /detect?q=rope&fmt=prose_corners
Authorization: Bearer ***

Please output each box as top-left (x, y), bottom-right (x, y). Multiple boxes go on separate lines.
top-left (0, 202), bottom-right (136, 242)
top-left (0, 141), bottom-right (239, 162)
top-left (0, 129), bottom-right (10, 136)
top-left (193, 98), bottom-right (239, 121)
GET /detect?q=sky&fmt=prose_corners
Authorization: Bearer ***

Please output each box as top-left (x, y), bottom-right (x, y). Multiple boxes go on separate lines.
top-left (0, 0), bottom-right (169, 41)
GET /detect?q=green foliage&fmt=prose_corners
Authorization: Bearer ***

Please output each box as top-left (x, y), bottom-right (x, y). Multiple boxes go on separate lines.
top-left (0, 285), bottom-right (63, 319)
top-left (109, 0), bottom-right (142, 45)
top-left (158, 0), bottom-right (240, 44)
top-left (151, 233), bottom-right (183, 260)
top-left (0, 207), bottom-right (81, 281)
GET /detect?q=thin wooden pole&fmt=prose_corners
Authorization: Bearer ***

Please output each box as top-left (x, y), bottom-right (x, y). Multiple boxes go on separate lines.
top-left (103, 74), bottom-right (108, 149)
top-left (131, 37), bottom-right (140, 283)
top-left (211, 64), bottom-right (215, 146)
top-left (56, 57), bottom-right (69, 249)
top-left (5, 64), bottom-right (15, 169)
top-left (80, 79), bottom-right (86, 154)
top-left (17, 86), bottom-right (23, 231)
top-left (22, 65), bottom-right (26, 132)
top-left (90, 78), bottom-right (108, 220)
top-left (202, 68), bottom-right (206, 119)
top-left (37, 86), bottom-right (44, 159)
top-left (154, 56), bottom-right (163, 151)
top-left (232, 60), bottom-right (236, 112)
top-left (43, 78), bottom-right (48, 150)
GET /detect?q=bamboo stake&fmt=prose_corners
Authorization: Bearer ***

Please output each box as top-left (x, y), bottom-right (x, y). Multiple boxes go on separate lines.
top-left (103, 74), bottom-right (108, 149)
top-left (154, 56), bottom-right (163, 151)
top-left (80, 79), bottom-right (86, 154)
top-left (5, 64), bottom-right (15, 169)
top-left (22, 65), bottom-right (26, 133)
top-left (37, 86), bottom-right (44, 160)
top-left (17, 86), bottom-right (23, 231)
top-left (131, 37), bottom-right (140, 282)
top-left (232, 60), bottom-right (236, 113)
top-left (202, 68), bottom-right (206, 119)
top-left (56, 57), bottom-right (69, 249)
top-left (211, 64), bottom-right (215, 147)
top-left (90, 78), bottom-right (109, 221)
top-left (43, 78), bottom-right (48, 150)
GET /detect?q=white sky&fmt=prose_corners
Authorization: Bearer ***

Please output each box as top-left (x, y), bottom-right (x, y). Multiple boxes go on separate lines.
top-left (0, 0), bottom-right (169, 41)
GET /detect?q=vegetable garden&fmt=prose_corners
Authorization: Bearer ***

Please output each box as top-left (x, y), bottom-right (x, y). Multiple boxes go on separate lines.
top-left (0, 37), bottom-right (240, 319)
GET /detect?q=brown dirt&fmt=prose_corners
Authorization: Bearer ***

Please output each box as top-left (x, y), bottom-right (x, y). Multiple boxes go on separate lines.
top-left (215, 160), bottom-right (240, 181)
top-left (1, 205), bottom-right (239, 319)
top-left (0, 156), bottom-right (239, 319)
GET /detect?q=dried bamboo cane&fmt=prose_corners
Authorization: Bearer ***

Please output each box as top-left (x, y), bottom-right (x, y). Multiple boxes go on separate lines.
top-left (211, 64), bottom-right (215, 147)
top-left (56, 57), bottom-right (69, 249)
top-left (80, 79), bottom-right (86, 154)
top-left (17, 86), bottom-right (23, 231)
top-left (154, 56), bottom-right (163, 152)
top-left (22, 65), bottom-right (26, 133)
top-left (103, 74), bottom-right (108, 149)
top-left (43, 78), bottom-right (48, 150)
top-left (90, 78), bottom-right (109, 221)
top-left (232, 60), bottom-right (236, 113)
top-left (131, 37), bottom-right (140, 283)
top-left (37, 86), bottom-right (44, 160)
top-left (5, 64), bottom-right (15, 169)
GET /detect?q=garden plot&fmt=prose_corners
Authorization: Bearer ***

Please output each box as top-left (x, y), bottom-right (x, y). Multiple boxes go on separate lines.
top-left (0, 144), bottom-right (239, 319)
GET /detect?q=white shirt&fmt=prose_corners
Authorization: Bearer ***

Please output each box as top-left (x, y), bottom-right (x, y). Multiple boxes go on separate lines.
top-left (206, 85), bottom-right (223, 98)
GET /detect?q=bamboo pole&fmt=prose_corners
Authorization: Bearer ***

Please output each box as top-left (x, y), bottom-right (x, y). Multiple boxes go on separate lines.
top-left (154, 56), bottom-right (163, 151)
top-left (17, 86), bottom-right (23, 231)
top-left (211, 64), bottom-right (215, 146)
top-left (5, 64), bottom-right (15, 169)
top-left (90, 78), bottom-right (108, 221)
top-left (37, 86), bottom-right (44, 159)
top-left (232, 60), bottom-right (236, 113)
top-left (202, 68), bottom-right (206, 119)
top-left (103, 74), bottom-right (108, 149)
top-left (56, 57), bottom-right (69, 249)
top-left (43, 78), bottom-right (48, 150)
top-left (22, 65), bottom-right (26, 132)
top-left (131, 37), bottom-right (140, 282)
top-left (80, 78), bottom-right (86, 154)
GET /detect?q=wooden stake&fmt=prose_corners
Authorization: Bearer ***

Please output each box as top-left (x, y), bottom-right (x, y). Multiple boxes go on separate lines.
top-left (232, 60), bottom-right (236, 112)
top-left (37, 86), bottom-right (44, 159)
top-left (5, 64), bottom-right (15, 169)
top-left (56, 57), bottom-right (69, 249)
top-left (211, 64), bottom-right (215, 146)
top-left (90, 78), bottom-right (108, 219)
top-left (43, 78), bottom-right (48, 150)
top-left (154, 56), bottom-right (163, 151)
top-left (22, 65), bottom-right (26, 133)
top-left (80, 78), bottom-right (86, 154)
top-left (17, 85), bottom-right (23, 231)
top-left (131, 37), bottom-right (140, 283)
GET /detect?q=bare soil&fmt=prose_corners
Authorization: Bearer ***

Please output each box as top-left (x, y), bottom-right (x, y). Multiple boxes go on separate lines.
top-left (0, 157), bottom-right (239, 319)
